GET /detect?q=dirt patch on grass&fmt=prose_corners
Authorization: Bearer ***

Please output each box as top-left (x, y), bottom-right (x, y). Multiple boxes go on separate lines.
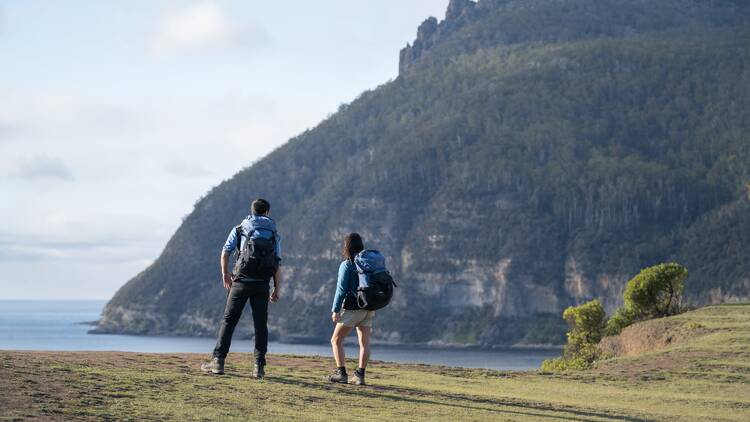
top-left (598, 318), bottom-right (713, 358)
top-left (0, 353), bottom-right (72, 421)
top-left (591, 348), bottom-right (750, 386)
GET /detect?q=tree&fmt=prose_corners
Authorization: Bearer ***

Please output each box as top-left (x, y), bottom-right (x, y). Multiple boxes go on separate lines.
top-left (606, 263), bottom-right (688, 335)
top-left (541, 299), bottom-right (606, 371)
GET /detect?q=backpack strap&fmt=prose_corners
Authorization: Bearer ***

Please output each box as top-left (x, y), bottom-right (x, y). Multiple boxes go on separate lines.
top-left (357, 292), bottom-right (369, 309)
top-left (234, 224), bottom-right (243, 253)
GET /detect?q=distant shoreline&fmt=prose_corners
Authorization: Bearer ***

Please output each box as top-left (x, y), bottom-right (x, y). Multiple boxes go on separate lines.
top-left (86, 326), bottom-right (563, 350)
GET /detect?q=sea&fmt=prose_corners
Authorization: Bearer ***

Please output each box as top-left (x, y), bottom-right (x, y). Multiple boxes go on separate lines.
top-left (0, 300), bottom-right (561, 371)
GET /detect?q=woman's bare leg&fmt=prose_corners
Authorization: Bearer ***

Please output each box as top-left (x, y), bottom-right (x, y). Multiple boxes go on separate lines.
top-left (331, 323), bottom-right (353, 367)
top-left (356, 326), bottom-right (371, 369)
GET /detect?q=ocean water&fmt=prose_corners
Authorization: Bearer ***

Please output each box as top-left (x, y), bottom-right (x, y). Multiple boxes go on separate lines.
top-left (0, 300), bottom-right (561, 370)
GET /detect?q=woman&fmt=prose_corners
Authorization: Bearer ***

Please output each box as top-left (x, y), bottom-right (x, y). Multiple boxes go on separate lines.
top-left (327, 232), bottom-right (372, 385)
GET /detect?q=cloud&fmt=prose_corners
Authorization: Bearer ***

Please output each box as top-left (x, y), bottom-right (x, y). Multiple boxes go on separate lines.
top-left (0, 233), bottom-right (155, 263)
top-left (152, 2), bottom-right (267, 54)
top-left (12, 155), bottom-right (74, 181)
top-left (0, 122), bottom-right (15, 142)
top-left (0, 91), bottom-right (154, 141)
top-left (0, 238), bottom-right (108, 261)
top-left (164, 160), bottom-right (213, 179)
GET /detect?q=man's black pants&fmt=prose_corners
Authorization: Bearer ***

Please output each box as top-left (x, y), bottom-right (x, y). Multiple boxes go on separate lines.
top-left (212, 281), bottom-right (270, 365)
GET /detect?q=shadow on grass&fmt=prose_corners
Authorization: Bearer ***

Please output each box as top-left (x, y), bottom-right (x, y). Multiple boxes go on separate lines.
top-left (267, 375), bottom-right (654, 422)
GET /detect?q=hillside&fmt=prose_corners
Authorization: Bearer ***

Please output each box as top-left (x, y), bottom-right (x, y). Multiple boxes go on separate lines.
top-left (5, 305), bottom-right (750, 421)
top-left (96, 0), bottom-right (750, 345)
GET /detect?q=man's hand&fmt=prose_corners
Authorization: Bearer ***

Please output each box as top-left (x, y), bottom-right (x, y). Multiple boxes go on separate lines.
top-left (271, 267), bottom-right (282, 304)
top-left (222, 273), bottom-right (233, 290)
top-left (220, 252), bottom-right (232, 290)
top-left (331, 312), bottom-right (341, 323)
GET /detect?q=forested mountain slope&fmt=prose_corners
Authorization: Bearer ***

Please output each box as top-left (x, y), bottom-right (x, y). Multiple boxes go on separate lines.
top-left (96, 0), bottom-right (750, 345)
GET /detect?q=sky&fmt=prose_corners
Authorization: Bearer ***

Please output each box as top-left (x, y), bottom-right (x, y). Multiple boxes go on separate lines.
top-left (0, 0), bottom-right (449, 300)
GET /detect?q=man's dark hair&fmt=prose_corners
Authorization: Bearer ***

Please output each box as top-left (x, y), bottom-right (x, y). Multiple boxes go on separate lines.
top-left (251, 198), bottom-right (270, 215)
top-left (342, 233), bottom-right (364, 261)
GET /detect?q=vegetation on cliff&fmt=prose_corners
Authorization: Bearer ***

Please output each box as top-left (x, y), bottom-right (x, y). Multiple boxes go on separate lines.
top-left (98, 0), bottom-right (750, 345)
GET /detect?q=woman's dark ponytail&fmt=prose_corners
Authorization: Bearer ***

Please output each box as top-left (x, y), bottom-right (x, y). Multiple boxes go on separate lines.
top-left (342, 233), bottom-right (364, 261)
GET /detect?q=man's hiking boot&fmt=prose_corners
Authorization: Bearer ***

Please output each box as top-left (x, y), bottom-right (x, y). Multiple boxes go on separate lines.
top-left (327, 367), bottom-right (348, 384)
top-left (352, 368), bottom-right (366, 386)
top-left (253, 363), bottom-right (265, 379)
top-left (200, 357), bottom-right (224, 375)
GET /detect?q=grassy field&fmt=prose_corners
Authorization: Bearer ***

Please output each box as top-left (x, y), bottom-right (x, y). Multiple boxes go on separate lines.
top-left (2, 304), bottom-right (749, 421)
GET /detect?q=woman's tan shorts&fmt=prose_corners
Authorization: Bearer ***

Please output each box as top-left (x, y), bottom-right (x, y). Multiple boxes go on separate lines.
top-left (339, 309), bottom-right (374, 328)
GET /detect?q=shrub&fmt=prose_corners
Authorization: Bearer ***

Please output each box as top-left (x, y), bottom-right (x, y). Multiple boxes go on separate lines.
top-left (605, 307), bottom-right (634, 336)
top-left (541, 343), bottom-right (602, 371)
top-left (625, 263), bottom-right (687, 317)
top-left (541, 299), bottom-right (606, 371)
top-left (606, 262), bottom-right (688, 335)
top-left (544, 263), bottom-right (690, 371)
top-left (563, 299), bottom-right (606, 352)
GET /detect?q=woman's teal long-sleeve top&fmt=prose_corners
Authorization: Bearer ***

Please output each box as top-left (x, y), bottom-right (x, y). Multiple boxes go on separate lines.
top-left (331, 260), bottom-right (358, 313)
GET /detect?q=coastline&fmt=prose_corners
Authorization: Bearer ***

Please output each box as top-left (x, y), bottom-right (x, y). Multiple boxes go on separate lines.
top-left (87, 326), bottom-right (563, 350)
top-left (0, 301), bottom-right (560, 370)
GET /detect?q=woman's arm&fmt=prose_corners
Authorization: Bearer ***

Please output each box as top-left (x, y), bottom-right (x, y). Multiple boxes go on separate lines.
top-left (331, 261), bottom-right (351, 314)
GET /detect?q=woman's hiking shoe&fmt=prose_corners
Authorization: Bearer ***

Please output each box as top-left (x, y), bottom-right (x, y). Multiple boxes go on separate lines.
top-left (327, 367), bottom-right (348, 384)
top-left (352, 368), bottom-right (366, 386)
top-left (253, 363), bottom-right (265, 379)
top-left (200, 357), bottom-right (224, 375)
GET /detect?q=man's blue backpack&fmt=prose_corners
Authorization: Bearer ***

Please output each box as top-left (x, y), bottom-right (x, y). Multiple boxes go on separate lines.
top-left (345, 250), bottom-right (397, 311)
top-left (232, 216), bottom-right (279, 281)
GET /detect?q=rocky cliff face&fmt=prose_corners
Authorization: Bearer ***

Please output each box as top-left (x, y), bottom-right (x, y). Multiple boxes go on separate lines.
top-left (95, 0), bottom-right (750, 345)
top-left (399, 0), bottom-right (747, 75)
top-left (400, 0), bottom-right (480, 74)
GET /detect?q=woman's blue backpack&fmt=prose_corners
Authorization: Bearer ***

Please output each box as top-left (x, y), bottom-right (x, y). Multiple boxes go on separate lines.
top-left (347, 250), bottom-right (397, 311)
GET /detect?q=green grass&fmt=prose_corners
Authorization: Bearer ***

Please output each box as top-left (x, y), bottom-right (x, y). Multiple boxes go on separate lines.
top-left (2, 304), bottom-right (750, 421)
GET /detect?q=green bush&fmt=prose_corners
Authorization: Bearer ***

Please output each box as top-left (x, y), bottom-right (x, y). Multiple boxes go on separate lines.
top-left (625, 263), bottom-right (687, 317)
top-left (563, 300), bottom-right (606, 351)
top-left (544, 263), bottom-right (690, 370)
top-left (605, 262), bottom-right (688, 335)
top-left (541, 299), bottom-right (606, 371)
top-left (605, 307), bottom-right (635, 336)
top-left (606, 263), bottom-right (688, 335)
top-left (541, 343), bottom-right (602, 371)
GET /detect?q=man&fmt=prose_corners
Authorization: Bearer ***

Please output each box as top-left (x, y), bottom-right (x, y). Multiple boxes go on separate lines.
top-left (201, 198), bottom-right (283, 379)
